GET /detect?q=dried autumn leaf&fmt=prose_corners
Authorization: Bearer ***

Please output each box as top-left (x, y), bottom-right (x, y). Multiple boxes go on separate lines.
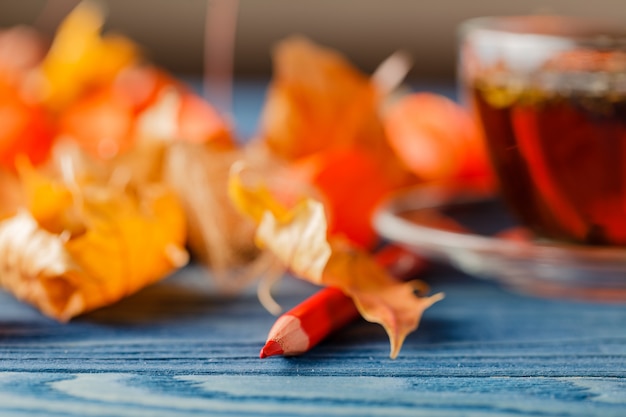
top-left (0, 163), bottom-right (188, 321)
top-left (135, 85), bottom-right (234, 148)
top-left (228, 160), bottom-right (293, 224)
top-left (259, 36), bottom-right (402, 167)
top-left (258, 37), bottom-right (416, 248)
top-left (0, 169), bottom-right (22, 220)
top-left (51, 52), bottom-right (240, 271)
top-left (289, 147), bottom-right (409, 249)
top-left (0, 81), bottom-right (54, 169)
top-left (229, 167), bottom-right (443, 358)
top-left (58, 85), bottom-right (136, 160)
top-left (58, 64), bottom-right (234, 161)
top-left (323, 244), bottom-right (444, 359)
top-left (256, 199), bottom-right (332, 282)
top-left (38, 1), bottom-right (138, 110)
top-left (162, 142), bottom-right (259, 289)
top-left (113, 65), bottom-right (175, 115)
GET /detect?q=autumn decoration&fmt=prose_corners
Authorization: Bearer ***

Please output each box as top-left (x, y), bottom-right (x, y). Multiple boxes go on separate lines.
top-left (0, 1), bottom-right (493, 357)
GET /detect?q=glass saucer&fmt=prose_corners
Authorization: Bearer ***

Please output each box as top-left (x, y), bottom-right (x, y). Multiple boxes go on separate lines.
top-left (373, 183), bottom-right (626, 302)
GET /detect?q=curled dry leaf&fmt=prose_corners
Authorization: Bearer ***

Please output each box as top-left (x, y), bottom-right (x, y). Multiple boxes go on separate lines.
top-left (135, 84), bottom-right (234, 148)
top-left (260, 36), bottom-right (381, 159)
top-left (229, 167), bottom-right (443, 358)
top-left (0, 163), bottom-right (188, 321)
top-left (0, 169), bottom-right (22, 220)
top-left (258, 37), bottom-right (416, 248)
top-left (116, 100), bottom-right (243, 278)
top-left (288, 147), bottom-right (409, 249)
top-left (0, 81), bottom-right (54, 170)
top-left (259, 36), bottom-right (406, 173)
top-left (38, 1), bottom-right (138, 110)
top-left (56, 102), bottom-right (245, 292)
top-left (162, 142), bottom-right (259, 290)
top-left (323, 246), bottom-right (444, 359)
top-left (58, 84), bottom-right (136, 160)
top-left (59, 70), bottom-right (235, 161)
top-left (256, 199), bottom-right (332, 282)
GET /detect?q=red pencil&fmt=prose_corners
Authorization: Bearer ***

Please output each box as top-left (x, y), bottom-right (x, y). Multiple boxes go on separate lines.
top-left (260, 245), bottom-right (426, 358)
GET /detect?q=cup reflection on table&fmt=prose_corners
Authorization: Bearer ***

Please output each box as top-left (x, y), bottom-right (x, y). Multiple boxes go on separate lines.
top-left (459, 16), bottom-right (626, 246)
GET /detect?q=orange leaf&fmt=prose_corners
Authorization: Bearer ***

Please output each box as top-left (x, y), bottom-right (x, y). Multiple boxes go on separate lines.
top-left (112, 65), bottom-right (175, 115)
top-left (0, 169), bottom-right (22, 220)
top-left (290, 147), bottom-right (407, 249)
top-left (0, 163), bottom-right (188, 321)
top-left (114, 65), bottom-right (235, 147)
top-left (259, 37), bottom-right (416, 248)
top-left (323, 246), bottom-right (444, 359)
top-left (58, 64), bottom-right (234, 161)
top-left (135, 86), bottom-right (234, 148)
top-left (229, 168), bottom-right (443, 358)
top-left (59, 87), bottom-right (135, 159)
top-left (259, 36), bottom-right (398, 164)
top-left (178, 91), bottom-right (234, 147)
top-left (0, 81), bottom-right (54, 169)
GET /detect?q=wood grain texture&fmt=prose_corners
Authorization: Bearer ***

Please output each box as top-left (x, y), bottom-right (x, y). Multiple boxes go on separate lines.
top-left (0, 263), bottom-right (625, 416)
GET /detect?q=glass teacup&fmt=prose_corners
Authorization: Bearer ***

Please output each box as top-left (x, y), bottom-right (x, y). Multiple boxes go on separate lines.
top-left (459, 16), bottom-right (626, 246)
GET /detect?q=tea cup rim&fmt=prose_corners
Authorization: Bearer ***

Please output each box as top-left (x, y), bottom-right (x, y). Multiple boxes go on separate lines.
top-left (459, 15), bottom-right (626, 47)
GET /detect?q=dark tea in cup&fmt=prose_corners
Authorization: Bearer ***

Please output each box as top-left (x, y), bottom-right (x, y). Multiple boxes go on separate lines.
top-left (460, 16), bottom-right (626, 246)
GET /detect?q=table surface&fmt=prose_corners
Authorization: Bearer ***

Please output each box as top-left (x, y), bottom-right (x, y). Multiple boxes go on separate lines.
top-left (1, 81), bottom-right (625, 417)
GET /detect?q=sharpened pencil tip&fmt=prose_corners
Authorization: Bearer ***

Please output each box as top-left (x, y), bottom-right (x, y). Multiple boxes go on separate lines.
top-left (260, 340), bottom-right (284, 358)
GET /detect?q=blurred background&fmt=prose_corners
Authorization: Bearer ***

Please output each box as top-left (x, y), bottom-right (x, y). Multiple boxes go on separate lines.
top-left (2, 0), bottom-right (626, 81)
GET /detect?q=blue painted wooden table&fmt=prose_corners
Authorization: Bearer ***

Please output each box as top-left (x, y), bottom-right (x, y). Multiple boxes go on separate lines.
top-left (1, 264), bottom-right (625, 416)
top-left (1, 82), bottom-right (625, 416)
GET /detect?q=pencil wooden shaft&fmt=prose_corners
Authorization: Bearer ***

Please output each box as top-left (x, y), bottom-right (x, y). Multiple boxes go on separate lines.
top-left (288, 287), bottom-right (357, 350)
top-left (263, 245), bottom-right (425, 356)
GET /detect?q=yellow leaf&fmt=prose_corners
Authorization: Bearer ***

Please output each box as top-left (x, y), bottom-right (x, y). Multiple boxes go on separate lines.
top-left (39, 1), bottom-right (138, 109)
top-left (0, 165), bottom-right (188, 321)
top-left (228, 160), bottom-right (301, 224)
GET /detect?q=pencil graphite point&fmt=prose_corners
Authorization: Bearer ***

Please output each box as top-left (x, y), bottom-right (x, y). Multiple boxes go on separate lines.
top-left (260, 340), bottom-right (284, 358)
